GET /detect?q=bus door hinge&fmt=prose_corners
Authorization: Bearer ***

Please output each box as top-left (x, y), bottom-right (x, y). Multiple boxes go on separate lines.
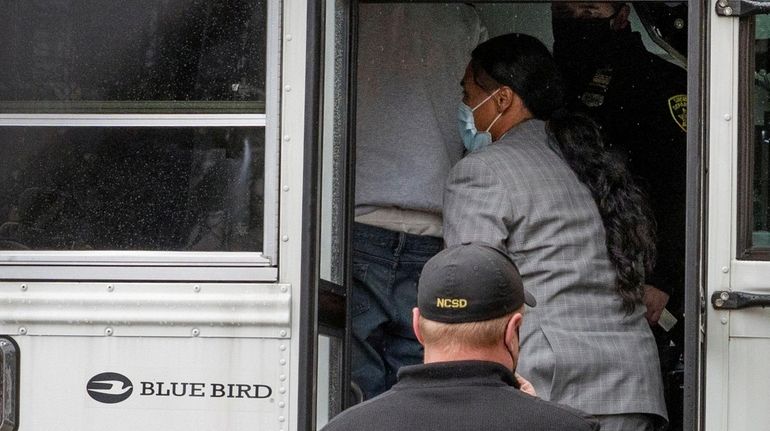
top-left (711, 290), bottom-right (770, 309)
top-left (716, 0), bottom-right (770, 17)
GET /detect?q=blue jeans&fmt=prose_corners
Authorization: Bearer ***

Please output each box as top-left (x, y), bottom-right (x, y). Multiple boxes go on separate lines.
top-left (351, 222), bottom-right (443, 400)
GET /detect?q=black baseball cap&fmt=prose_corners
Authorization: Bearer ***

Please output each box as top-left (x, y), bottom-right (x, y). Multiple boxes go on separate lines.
top-left (418, 243), bottom-right (536, 323)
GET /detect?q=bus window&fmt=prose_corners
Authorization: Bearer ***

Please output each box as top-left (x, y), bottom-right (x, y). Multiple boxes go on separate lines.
top-left (0, 127), bottom-right (264, 251)
top-left (0, 0), bottom-right (267, 112)
top-left (0, 0), bottom-right (278, 266)
top-left (739, 14), bottom-right (770, 256)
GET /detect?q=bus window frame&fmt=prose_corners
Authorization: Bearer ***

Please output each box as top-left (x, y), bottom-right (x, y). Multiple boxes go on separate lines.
top-left (0, 0), bottom-right (282, 282)
top-left (736, 15), bottom-right (770, 260)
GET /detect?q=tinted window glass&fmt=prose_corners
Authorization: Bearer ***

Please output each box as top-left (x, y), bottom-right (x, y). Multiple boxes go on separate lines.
top-left (753, 16), bottom-right (770, 248)
top-left (0, 0), bottom-right (267, 113)
top-left (0, 127), bottom-right (264, 251)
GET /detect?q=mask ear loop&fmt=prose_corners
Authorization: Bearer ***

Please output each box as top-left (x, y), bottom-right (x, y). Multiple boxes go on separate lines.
top-left (471, 87), bottom-right (501, 112)
top-left (471, 87), bottom-right (503, 134)
top-left (485, 112), bottom-right (503, 133)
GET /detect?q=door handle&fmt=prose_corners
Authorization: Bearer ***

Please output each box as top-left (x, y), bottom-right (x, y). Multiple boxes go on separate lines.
top-left (716, 0), bottom-right (770, 17)
top-left (711, 290), bottom-right (770, 310)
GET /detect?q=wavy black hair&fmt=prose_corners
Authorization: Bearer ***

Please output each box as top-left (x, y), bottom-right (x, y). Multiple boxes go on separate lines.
top-left (470, 33), bottom-right (655, 312)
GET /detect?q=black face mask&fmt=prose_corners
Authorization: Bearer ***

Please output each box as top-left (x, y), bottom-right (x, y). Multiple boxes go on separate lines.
top-left (551, 17), bottom-right (616, 67)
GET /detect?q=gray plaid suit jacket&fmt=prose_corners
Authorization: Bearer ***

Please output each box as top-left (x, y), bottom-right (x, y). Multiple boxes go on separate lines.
top-left (444, 119), bottom-right (667, 421)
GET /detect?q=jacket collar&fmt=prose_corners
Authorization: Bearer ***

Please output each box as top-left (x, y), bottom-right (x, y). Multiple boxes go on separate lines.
top-left (394, 360), bottom-right (518, 389)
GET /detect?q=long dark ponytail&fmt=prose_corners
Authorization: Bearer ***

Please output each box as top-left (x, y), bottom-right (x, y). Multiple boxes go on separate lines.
top-left (470, 33), bottom-right (655, 312)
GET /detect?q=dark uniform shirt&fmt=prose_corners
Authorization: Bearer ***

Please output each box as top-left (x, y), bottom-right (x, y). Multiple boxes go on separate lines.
top-left (321, 361), bottom-right (599, 431)
top-left (561, 31), bottom-right (687, 302)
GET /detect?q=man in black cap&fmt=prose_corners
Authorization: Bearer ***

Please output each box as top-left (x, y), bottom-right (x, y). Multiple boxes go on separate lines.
top-left (321, 243), bottom-right (599, 431)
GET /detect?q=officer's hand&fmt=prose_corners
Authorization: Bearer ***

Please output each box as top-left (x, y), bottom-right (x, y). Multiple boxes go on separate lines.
top-left (515, 372), bottom-right (537, 397)
top-left (643, 284), bottom-right (670, 326)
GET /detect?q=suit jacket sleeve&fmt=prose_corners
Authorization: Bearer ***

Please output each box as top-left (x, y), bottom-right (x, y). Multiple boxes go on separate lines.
top-left (443, 155), bottom-right (512, 251)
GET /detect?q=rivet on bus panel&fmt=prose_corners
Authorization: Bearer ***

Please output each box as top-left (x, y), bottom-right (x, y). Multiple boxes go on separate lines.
top-left (283, 135), bottom-right (291, 142)
top-left (107, 285), bottom-right (114, 292)
top-left (280, 330), bottom-right (287, 337)
top-left (724, 114), bottom-right (732, 121)
top-left (286, 34), bottom-right (293, 41)
top-left (284, 85), bottom-right (292, 92)
top-left (721, 266), bottom-right (729, 273)
top-left (194, 285), bottom-right (201, 293)
top-left (282, 235), bottom-right (289, 242)
top-left (18, 327), bottom-right (27, 335)
top-left (721, 316), bottom-right (728, 325)
top-left (105, 327), bottom-right (114, 336)
top-left (192, 328), bottom-right (200, 337)
top-left (282, 186), bottom-right (290, 192)
top-left (20, 284), bottom-right (27, 291)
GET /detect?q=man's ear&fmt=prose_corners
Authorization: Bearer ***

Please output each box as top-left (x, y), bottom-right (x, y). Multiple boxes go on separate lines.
top-left (612, 4), bottom-right (631, 31)
top-left (504, 312), bottom-right (524, 350)
top-left (412, 307), bottom-right (425, 345)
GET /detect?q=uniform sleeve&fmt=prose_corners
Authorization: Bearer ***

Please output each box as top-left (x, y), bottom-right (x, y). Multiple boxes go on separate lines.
top-left (644, 91), bottom-right (687, 297)
top-left (443, 155), bottom-right (511, 251)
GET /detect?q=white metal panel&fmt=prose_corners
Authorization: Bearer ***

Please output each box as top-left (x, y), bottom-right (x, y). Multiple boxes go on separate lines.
top-left (0, 283), bottom-right (290, 338)
top-left (13, 336), bottom-right (290, 431)
top-left (726, 339), bottom-right (770, 430)
top-left (729, 306), bottom-right (770, 339)
top-left (0, 251), bottom-right (271, 265)
top-left (0, 251), bottom-right (275, 281)
top-left (727, 260), bottom-right (770, 337)
top-left (279, 0), bottom-right (309, 430)
top-left (705, 7), bottom-right (739, 431)
top-left (730, 259), bottom-right (770, 287)
top-left (0, 266), bottom-right (277, 282)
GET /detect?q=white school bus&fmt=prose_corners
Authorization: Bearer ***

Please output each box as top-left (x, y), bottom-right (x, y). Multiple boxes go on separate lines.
top-left (0, 0), bottom-right (768, 430)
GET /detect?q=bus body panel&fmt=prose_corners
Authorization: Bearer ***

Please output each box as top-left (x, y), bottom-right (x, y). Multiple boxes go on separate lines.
top-left (14, 336), bottom-right (289, 431)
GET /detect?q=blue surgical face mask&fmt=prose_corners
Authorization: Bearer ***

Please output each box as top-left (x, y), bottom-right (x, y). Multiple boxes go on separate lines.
top-left (458, 88), bottom-right (502, 152)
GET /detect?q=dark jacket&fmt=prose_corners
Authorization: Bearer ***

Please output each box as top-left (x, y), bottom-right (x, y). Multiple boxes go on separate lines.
top-left (321, 361), bottom-right (600, 431)
top-left (560, 31), bottom-right (687, 300)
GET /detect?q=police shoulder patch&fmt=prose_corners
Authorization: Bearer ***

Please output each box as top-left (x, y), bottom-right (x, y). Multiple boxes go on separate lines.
top-left (668, 94), bottom-right (687, 133)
